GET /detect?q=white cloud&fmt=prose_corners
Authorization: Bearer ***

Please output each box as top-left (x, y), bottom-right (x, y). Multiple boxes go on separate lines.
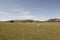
top-left (0, 12), bottom-right (9, 15)
top-left (17, 15), bottom-right (37, 20)
top-left (0, 8), bottom-right (38, 21)
top-left (0, 0), bottom-right (39, 21)
top-left (12, 8), bottom-right (30, 15)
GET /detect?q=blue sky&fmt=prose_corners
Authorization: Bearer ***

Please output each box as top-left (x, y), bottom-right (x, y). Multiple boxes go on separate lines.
top-left (0, 0), bottom-right (60, 21)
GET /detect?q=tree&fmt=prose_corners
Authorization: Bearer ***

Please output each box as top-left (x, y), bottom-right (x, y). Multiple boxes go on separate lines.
top-left (9, 20), bottom-right (14, 23)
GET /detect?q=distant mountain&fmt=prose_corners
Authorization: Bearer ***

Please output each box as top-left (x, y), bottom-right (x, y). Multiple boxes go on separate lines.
top-left (48, 18), bottom-right (60, 22)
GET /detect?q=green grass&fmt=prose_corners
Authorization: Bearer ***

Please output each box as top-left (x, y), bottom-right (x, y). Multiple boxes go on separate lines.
top-left (0, 22), bottom-right (60, 40)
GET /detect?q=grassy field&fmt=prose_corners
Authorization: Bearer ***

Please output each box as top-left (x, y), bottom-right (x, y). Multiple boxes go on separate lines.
top-left (0, 22), bottom-right (60, 40)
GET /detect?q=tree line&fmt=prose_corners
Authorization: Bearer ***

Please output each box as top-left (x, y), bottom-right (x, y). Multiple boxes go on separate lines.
top-left (5, 18), bottom-right (60, 23)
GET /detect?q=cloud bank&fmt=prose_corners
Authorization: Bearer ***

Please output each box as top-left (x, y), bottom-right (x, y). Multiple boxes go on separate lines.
top-left (0, 0), bottom-right (39, 21)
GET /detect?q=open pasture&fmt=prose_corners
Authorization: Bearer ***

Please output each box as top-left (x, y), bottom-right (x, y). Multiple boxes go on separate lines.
top-left (0, 22), bottom-right (60, 40)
